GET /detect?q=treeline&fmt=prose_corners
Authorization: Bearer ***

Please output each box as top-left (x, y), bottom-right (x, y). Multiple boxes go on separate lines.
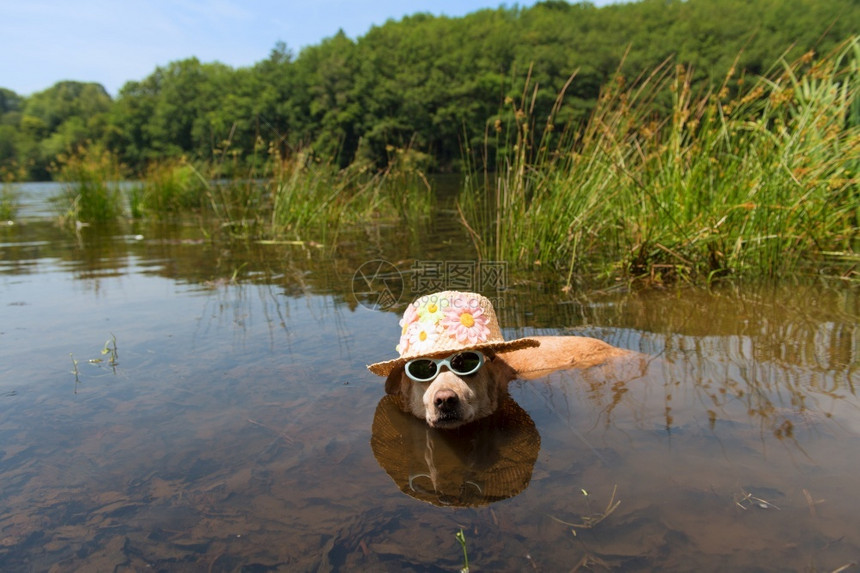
top-left (1, 0), bottom-right (857, 180)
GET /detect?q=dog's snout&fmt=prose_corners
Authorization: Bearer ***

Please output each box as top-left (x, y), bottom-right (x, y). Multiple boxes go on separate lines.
top-left (434, 389), bottom-right (459, 410)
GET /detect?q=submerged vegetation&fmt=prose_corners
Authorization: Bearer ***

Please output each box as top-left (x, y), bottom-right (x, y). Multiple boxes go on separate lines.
top-left (460, 38), bottom-right (860, 284)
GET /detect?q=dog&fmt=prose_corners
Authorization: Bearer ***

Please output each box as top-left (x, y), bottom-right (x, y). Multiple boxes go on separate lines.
top-left (368, 291), bottom-right (632, 429)
top-left (382, 335), bottom-right (629, 428)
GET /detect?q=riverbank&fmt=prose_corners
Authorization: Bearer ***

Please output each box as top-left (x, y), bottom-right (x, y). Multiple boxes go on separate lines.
top-left (4, 39), bottom-right (858, 288)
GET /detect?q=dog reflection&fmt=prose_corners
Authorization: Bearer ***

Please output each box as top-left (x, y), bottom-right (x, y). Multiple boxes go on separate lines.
top-left (371, 394), bottom-right (540, 507)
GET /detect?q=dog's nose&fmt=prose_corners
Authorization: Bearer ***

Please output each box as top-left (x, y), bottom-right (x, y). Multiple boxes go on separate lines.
top-left (434, 389), bottom-right (459, 410)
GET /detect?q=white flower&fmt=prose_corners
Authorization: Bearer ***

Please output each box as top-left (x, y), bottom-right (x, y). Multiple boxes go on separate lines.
top-left (405, 320), bottom-right (440, 355)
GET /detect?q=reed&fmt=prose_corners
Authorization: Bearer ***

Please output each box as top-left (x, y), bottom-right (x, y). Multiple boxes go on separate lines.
top-left (129, 133), bottom-right (271, 236)
top-left (201, 138), bottom-right (274, 237)
top-left (127, 131), bottom-right (434, 240)
top-left (269, 151), bottom-right (349, 240)
top-left (455, 528), bottom-right (470, 573)
top-left (0, 167), bottom-right (22, 221)
top-left (52, 144), bottom-right (126, 224)
top-left (199, 174), bottom-right (268, 238)
top-left (269, 147), bottom-right (434, 242)
top-left (54, 136), bottom-right (435, 242)
top-left (130, 158), bottom-right (207, 216)
top-left (378, 145), bottom-right (436, 223)
top-left (0, 186), bottom-right (17, 221)
top-left (459, 37), bottom-right (860, 285)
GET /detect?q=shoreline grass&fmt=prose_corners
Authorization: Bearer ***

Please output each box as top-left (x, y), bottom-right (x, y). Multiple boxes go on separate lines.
top-left (0, 186), bottom-right (18, 222)
top-left (50, 142), bottom-right (435, 242)
top-left (51, 144), bottom-right (125, 225)
top-left (268, 147), bottom-right (434, 243)
top-left (44, 37), bottom-right (858, 285)
top-left (459, 37), bottom-right (860, 286)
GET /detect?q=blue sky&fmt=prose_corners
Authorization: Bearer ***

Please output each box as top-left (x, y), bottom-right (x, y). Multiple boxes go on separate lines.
top-left (1, 0), bottom-right (617, 97)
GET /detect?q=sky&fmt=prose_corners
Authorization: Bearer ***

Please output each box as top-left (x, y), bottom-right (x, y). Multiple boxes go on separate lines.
top-left (1, 0), bottom-right (617, 98)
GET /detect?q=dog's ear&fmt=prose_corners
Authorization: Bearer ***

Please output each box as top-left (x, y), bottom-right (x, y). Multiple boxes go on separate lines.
top-left (384, 364), bottom-right (406, 395)
top-left (485, 351), bottom-right (516, 384)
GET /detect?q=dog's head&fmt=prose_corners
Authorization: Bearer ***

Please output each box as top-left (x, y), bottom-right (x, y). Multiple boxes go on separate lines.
top-left (385, 351), bottom-right (516, 429)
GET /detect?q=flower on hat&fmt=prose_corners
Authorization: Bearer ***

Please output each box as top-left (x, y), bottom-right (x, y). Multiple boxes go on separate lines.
top-left (368, 290), bottom-right (540, 377)
top-left (416, 296), bottom-right (446, 325)
top-left (440, 294), bottom-right (491, 345)
top-left (396, 302), bottom-right (420, 354)
top-left (405, 320), bottom-right (440, 355)
top-left (399, 302), bottom-right (419, 333)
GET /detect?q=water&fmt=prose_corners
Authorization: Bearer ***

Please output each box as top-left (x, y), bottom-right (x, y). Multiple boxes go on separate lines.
top-left (1, 183), bottom-right (858, 571)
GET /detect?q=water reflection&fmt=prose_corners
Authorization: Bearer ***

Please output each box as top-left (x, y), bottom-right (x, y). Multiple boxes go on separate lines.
top-left (371, 394), bottom-right (540, 507)
top-left (1, 184), bottom-right (859, 571)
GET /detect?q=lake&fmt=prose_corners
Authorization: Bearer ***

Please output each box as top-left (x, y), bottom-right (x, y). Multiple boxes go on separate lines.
top-left (1, 182), bottom-right (858, 571)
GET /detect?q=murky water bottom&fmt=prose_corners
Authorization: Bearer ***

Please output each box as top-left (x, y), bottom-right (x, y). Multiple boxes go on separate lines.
top-left (1, 186), bottom-right (859, 572)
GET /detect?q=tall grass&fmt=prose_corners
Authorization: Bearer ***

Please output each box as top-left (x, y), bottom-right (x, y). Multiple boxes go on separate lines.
top-left (51, 133), bottom-right (435, 241)
top-left (130, 136), bottom-right (273, 237)
top-left (269, 151), bottom-right (351, 240)
top-left (459, 37), bottom-right (860, 284)
top-left (0, 182), bottom-right (18, 223)
top-left (0, 187), bottom-right (17, 221)
top-left (377, 145), bottom-right (436, 223)
top-left (123, 141), bottom-right (435, 242)
top-left (130, 159), bottom-right (207, 216)
top-left (52, 144), bottom-right (125, 224)
top-left (269, 147), bottom-right (434, 242)
top-left (0, 167), bottom-right (24, 221)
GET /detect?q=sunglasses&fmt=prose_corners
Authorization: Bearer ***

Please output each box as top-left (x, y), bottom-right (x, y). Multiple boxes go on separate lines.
top-left (405, 351), bottom-right (485, 382)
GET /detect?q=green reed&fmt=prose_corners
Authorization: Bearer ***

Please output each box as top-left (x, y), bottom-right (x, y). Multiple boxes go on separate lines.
top-left (269, 151), bottom-right (349, 240)
top-left (0, 166), bottom-right (22, 221)
top-left (0, 186), bottom-right (18, 221)
top-left (130, 158), bottom-right (207, 216)
top-left (203, 139), bottom-right (274, 237)
top-left (459, 37), bottom-right (860, 285)
top-left (455, 528), bottom-right (470, 573)
top-left (52, 144), bottom-right (126, 224)
top-left (378, 145), bottom-right (436, 224)
top-left (269, 147), bottom-right (434, 242)
top-left (125, 131), bottom-right (433, 241)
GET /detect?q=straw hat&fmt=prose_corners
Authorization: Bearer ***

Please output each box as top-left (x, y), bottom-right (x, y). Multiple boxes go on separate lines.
top-left (367, 290), bottom-right (539, 377)
top-left (371, 394), bottom-right (541, 507)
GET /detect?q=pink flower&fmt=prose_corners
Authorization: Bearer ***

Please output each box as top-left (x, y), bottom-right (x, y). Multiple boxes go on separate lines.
top-left (399, 302), bottom-right (419, 333)
top-left (440, 295), bottom-right (491, 344)
top-left (396, 303), bottom-right (421, 354)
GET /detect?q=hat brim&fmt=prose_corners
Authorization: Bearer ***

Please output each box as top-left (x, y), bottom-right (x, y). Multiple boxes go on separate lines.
top-left (367, 337), bottom-right (540, 377)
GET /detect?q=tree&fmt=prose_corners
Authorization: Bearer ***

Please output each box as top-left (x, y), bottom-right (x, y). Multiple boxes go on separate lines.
top-left (2, 0), bottom-right (858, 177)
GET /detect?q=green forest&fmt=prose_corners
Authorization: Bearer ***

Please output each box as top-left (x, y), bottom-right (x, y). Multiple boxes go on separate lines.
top-left (1, 0), bottom-right (857, 180)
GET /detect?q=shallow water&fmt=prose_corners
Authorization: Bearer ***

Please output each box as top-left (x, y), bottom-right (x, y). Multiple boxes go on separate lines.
top-left (1, 183), bottom-right (859, 571)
